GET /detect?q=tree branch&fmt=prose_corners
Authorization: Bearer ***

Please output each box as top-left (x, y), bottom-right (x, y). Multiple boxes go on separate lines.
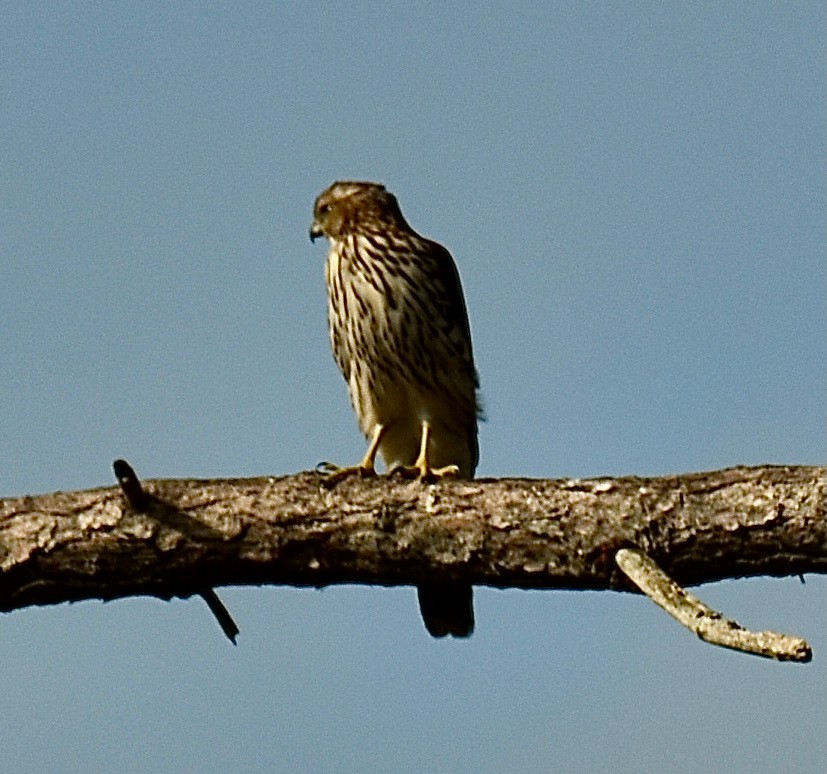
top-left (0, 464), bottom-right (823, 655)
top-left (615, 547), bottom-right (812, 661)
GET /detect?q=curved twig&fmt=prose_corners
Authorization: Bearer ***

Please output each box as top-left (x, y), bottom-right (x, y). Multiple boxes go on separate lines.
top-left (615, 547), bottom-right (811, 661)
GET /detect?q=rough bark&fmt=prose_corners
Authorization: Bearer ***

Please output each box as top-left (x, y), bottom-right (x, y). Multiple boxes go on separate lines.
top-left (0, 464), bottom-right (823, 613)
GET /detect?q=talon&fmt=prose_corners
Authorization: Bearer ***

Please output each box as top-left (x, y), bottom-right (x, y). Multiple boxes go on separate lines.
top-left (396, 421), bottom-right (461, 482)
top-left (319, 463), bottom-right (376, 488)
top-left (418, 463), bottom-right (460, 482)
top-left (429, 464), bottom-right (459, 479)
top-left (318, 424), bottom-right (384, 487)
top-left (391, 463), bottom-right (460, 482)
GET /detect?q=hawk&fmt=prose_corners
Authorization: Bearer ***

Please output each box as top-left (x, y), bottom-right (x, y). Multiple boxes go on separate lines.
top-left (310, 181), bottom-right (480, 637)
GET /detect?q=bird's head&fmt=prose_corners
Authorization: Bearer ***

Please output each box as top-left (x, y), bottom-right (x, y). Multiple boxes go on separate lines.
top-left (310, 181), bottom-right (404, 242)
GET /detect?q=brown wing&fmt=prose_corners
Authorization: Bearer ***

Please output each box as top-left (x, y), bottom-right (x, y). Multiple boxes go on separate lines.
top-left (427, 241), bottom-right (478, 383)
top-left (419, 239), bottom-right (481, 473)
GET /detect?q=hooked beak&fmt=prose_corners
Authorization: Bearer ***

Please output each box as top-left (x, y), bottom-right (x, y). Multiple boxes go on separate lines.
top-left (309, 221), bottom-right (323, 242)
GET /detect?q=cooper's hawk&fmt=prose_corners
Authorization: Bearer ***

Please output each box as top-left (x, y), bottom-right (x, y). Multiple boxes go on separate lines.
top-left (310, 181), bottom-right (480, 638)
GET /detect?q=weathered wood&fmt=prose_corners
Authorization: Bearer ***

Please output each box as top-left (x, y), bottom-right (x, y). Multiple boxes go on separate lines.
top-left (0, 465), bottom-right (823, 613)
top-left (615, 547), bottom-right (812, 661)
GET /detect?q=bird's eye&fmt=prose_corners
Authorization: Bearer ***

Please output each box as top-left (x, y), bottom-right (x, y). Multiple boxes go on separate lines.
top-left (318, 204), bottom-right (331, 215)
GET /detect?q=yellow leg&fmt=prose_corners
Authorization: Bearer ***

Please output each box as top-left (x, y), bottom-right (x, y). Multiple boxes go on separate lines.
top-left (360, 424), bottom-right (385, 470)
top-left (319, 424), bottom-right (384, 485)
top-left (397, 421), bottom-right (459, 481)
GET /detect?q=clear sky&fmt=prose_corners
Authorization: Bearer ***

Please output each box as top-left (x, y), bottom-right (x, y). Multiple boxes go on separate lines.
top-left (1, 3), bottom-right (824, 773)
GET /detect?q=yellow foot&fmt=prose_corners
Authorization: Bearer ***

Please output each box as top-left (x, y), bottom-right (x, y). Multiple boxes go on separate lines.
top-left (316, 461), bottom-right (376, 487)
top-left (391, 463), bottom-right (460, 482)
top-left (391, 421), bottom-right (461, 482)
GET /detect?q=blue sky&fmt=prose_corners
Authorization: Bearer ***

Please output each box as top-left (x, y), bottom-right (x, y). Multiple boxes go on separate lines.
top-left (1, 3), bottom-right (824, 773)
